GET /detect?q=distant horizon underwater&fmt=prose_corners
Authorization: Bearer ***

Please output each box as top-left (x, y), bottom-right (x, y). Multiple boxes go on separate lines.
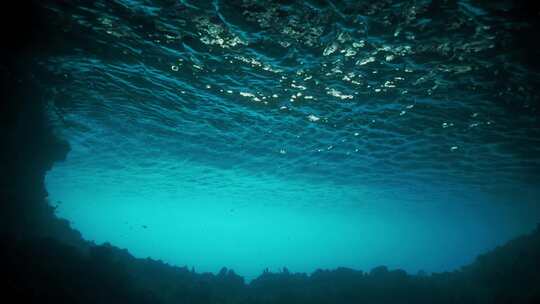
top-left (38, 0), bottom-right (540, 281)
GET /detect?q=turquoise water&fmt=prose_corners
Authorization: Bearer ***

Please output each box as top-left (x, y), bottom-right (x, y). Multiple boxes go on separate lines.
top-left (43, 0), bottom-right (540, 279)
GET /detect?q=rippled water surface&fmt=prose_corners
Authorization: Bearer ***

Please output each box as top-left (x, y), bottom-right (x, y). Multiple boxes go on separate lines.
top-left (43, 0), bottom-right (540, 278)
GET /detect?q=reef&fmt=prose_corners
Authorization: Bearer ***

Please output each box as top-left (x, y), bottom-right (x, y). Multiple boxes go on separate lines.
top-left (1, 2), bottom-right (539, 304)
top-left (2, 216), bottom-right (540, 303)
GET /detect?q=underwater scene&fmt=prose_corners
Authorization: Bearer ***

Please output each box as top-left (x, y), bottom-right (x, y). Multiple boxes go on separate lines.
top-left (1, 0), bottom-right (539, 303)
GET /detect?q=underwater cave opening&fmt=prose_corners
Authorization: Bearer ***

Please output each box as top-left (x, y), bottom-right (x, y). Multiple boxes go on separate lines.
top-left (43, 139), bottom-right (536, 280)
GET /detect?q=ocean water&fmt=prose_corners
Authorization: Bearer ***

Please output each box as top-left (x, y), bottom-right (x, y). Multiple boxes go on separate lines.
top-left (42, 0), bottom-right (540, 279)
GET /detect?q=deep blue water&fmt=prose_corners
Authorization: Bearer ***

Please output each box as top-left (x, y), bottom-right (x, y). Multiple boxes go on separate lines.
top-left (42, 0), bottom-right (540, 279)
